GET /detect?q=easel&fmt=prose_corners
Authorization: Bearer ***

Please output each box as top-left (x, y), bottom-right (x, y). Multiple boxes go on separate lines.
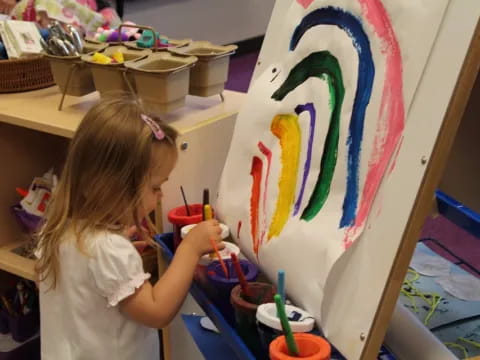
top-left (362, 19), bottom-right (480, 360)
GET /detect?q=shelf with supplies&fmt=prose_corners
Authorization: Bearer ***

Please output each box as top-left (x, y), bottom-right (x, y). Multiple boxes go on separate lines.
top-left (0, 86), bottom-right (245, 282)
top-left (0, 87), bottom-right (245, 139)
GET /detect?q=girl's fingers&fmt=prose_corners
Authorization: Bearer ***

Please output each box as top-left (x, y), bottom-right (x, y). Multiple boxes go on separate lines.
top-left (123, 225), bottom-right (138, 238)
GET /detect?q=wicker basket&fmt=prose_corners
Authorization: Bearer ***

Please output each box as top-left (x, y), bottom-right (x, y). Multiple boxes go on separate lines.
top-left (0, 56), bottom-right (55, 93)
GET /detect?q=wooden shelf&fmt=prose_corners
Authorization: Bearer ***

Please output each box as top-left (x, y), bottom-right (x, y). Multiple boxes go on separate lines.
top-left (0, 86), bottom-right (245, 282)
top-left (0, 87), bottom-right (245, 138)
top-left (0, 241), bottom-right (35, 281)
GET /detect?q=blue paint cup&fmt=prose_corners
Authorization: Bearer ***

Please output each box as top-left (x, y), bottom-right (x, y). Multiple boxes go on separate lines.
top-left (206, 259), bottom-right (258, 325)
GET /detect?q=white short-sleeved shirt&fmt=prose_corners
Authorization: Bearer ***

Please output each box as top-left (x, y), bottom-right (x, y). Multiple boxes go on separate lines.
top-left (38, 229), bottom-right (159, 360)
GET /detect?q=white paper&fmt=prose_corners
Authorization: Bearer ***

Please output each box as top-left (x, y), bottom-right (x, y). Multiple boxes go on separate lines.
top-left (410, 248), bottom-right (452, 277)
top-left (436, 274), bottom-right (480, 301)
top-left (217, 0), bottom-right (449, 321)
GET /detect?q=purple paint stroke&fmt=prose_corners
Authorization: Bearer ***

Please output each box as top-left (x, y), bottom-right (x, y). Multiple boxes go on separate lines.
top-left (293, 103), bottom-right (316, 216)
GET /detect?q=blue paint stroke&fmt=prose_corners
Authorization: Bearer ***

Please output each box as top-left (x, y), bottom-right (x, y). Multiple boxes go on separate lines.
top-left (290, 6), bottom-right (375, 228)
top-left (293, 103), bottom-right (316, 216)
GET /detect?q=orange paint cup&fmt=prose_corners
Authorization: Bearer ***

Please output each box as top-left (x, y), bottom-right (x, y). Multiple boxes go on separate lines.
top-left (269, 333), bottom-right (331, 360)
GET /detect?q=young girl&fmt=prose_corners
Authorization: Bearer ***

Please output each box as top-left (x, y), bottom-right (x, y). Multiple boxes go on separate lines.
top-left (35, 96), bottom-right (223, 359)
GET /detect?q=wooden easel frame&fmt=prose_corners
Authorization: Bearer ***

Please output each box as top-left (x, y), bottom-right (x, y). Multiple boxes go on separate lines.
top-left (361, 19), bottom-right (480, 360)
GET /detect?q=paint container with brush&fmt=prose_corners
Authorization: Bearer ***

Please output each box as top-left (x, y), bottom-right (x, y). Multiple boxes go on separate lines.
top-left (205, 259), bottom-right (258, 324)
top-left (181, 223), bottom-right (235, 289)
top-left (230, 282), bottom-right (276, 358)
top-left (256, 303), bottom-right (315, 358)
top-left (167, 203), bottom-right (205, 249)
top-left (269, 333), bottom-right (331, 360)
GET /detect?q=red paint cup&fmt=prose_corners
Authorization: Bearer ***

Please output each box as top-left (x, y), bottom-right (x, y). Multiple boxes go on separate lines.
top-left (269, 333), bottom-right (331, 360)
top-left (167, 203), bottom-right (205, 249)
top-left (230, 282), bottom-right (276, 358)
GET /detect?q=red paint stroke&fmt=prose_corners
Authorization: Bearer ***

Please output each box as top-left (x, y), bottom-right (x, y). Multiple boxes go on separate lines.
top-left (345, 0), bottom-right (405, 246)
top-left (250, 156), bottom-right (263, 256)
top-left (237, 220), bottom-right (242, 240)
top-left (258, 141), bottom-right (272, 246)
top-left (296, 0), bottom-right (314, 9)
top-left (388, 136), bottom-right (404, 175)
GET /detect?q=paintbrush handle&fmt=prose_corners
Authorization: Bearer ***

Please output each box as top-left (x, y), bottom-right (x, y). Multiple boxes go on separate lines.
top-left (274, 294), bottom-right (299, 356)
top-left (231, 253), bottom-right (249, 297)
top-left (210, 237), bottom-right (229, 278)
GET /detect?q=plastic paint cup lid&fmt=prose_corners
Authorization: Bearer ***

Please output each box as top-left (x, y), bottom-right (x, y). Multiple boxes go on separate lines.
top-left (181, 223), bottom-right (230, 240)
top-left (198, 241), bottom-right (240, 266)
top-left (256, 303), bottom-right (315, 333)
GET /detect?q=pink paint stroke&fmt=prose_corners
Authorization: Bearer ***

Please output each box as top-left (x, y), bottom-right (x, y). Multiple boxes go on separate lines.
top-left (296, 0), bottom-right (314, 9)
top-left (388, 136), bottom-right (404, 175)
top-left (258, 141), bottom-right (272, 247)
top-left (345, 0), bottom-right (405, 246)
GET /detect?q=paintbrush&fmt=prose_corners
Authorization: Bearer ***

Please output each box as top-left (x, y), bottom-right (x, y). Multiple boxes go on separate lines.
top-left (230, 253), bottom-right (251, 299)
top-left (274, 294), bottom-right (299, 356)
top-left (180, 186), bottom-right (191, 216)
top-left (210, 237), bottom-right (229, 279)
top-left (202, 188), bottom-right (209, 221)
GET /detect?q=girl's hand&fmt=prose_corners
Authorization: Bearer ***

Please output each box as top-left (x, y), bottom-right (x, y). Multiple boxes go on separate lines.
top-left (0, 0), bottom-right (15, 14)
top-left (181, 220), bottom-right (224, 257)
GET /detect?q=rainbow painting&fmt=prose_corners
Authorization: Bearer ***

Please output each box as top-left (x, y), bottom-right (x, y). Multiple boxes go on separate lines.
top-left (216, 0), bottom-right (452, 348)
top-left (242, 2), bottom-right (403, 255)
top-left (218, 0), bottom-right (449, 260)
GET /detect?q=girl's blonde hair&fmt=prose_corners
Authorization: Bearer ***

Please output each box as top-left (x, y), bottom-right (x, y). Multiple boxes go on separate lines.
top-left (36, 95), bottom-right (178, 289)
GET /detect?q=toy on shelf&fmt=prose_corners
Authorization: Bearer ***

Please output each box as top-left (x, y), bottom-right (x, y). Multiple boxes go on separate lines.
top-left (90, 50), bottom-right (124, 64)
top-left (11, 168), bottom-right (57, 234)
top-left (136, 30), bottom-right (170, 49)
top-left (92, 21), bottom-right (141, 43)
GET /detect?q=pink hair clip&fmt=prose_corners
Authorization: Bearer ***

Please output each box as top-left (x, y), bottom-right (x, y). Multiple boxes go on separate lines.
top-left (141, 114), bottom-right (165, 140)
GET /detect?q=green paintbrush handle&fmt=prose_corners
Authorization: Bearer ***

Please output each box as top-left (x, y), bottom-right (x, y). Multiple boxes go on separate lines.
top-left (274, 294), bottom-right (299, 356)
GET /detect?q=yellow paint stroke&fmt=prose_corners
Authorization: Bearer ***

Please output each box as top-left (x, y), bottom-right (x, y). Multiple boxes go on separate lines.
top-left (268, 114), bottom-right (301, 240)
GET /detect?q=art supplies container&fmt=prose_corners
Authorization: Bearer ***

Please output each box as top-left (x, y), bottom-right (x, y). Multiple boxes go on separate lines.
top-left (205, 258), bottom-right (258, 324)
top-left (168, 203), bottom-right (204, 249)
top-left (169, 41), bottom-right (237, 97)
top-left (8, 309), bottom-right (39, 343)
top-left (256, 303), bottom-right (315, 357)
top-left (125, 51), bottom-right (197, 113)
top-left (0, 309), bottom-right (9, 334)
top-left (125, 37), bottom-right (192, 51)
top-left (81, 45), bottom-right (151, 96)
top-left (0, 335), bottom-right (40, 360)
top-left (230, 282), bottom-right (276, 357)
top-left (269, 333), bottom-right (331, 360)
top-left (181, 223), bottom-right (234, 286)
top-left (45, 40), bottom-right (107, 96)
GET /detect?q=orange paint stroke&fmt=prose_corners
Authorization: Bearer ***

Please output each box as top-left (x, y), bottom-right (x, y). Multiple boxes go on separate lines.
top-left (258, 141), bottom-right (272, 246)
top-left (250, 156), bottom-right (263, 255)
top-left (237, 220), bottom-right (242, 240)
top-left (268, 114), bottom-right (301, 240)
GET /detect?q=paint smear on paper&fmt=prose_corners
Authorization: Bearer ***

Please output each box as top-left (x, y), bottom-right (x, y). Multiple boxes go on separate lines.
top-left (296, 0), bottom-right (314, 9)
top-left (250, 156), bottom-right (263, 254)
top-left (258, 141), bottom-right (272, 245)
top-left (291, 7), bottom-right (375, 227)
top-left (388, 136), bottom-right (403, 175)
top-left (345, 0), bottom-right (405, 243)
top-left (293, 103), bottom-right (316, 216)
top-left (237, 220), bottom-right (242, 240)
top-left (272, 51), bottom-right (345, 221)
top-left (268, 114), bottom-right (301, 240)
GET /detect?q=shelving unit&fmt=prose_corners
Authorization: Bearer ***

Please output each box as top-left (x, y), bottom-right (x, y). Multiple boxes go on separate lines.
top-left (0, 87), bottom-right (245, 283)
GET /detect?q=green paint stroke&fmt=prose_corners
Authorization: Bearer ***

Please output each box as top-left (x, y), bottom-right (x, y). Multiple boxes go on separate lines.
top-left (272, 51), bottom-right (345, 221)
